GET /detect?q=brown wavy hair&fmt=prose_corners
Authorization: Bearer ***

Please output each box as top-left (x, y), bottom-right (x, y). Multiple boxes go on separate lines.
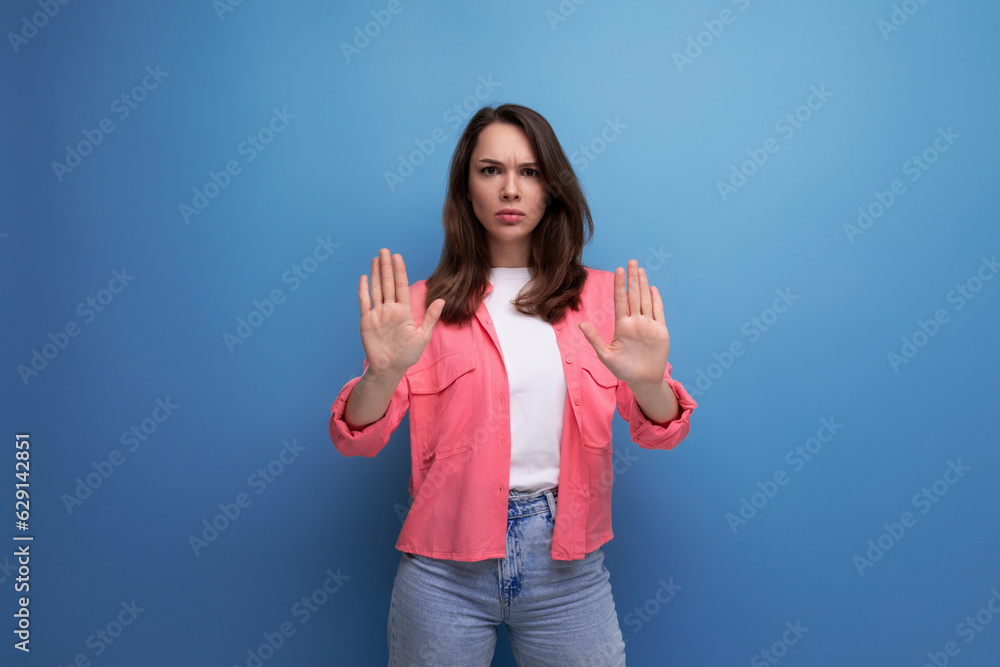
top-left (424, 103), bottom-right (594, 325)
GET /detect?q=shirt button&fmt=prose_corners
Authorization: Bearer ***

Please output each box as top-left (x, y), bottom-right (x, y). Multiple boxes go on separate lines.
top-left (574, 397), bottom-right (581, 405)
top-left (555, 324), bottom-right (562, 330)
top-left (566, 356), bottom-right (573, 364)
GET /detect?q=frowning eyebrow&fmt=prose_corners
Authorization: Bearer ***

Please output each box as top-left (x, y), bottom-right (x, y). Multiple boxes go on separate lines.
top-left (477, 158), bottom-right (539, 168)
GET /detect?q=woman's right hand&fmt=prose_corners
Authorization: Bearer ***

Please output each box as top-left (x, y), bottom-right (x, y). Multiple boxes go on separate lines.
top-left (357, 248), bottom-right (445, 378)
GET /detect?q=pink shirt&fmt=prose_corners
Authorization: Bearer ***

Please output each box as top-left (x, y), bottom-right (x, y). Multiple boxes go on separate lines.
top-left (328, 267), bottom-right (697, 561)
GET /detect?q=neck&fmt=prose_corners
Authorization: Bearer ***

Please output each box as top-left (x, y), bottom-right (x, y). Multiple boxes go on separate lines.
top-left (488, 238), bottom-right (531, 268)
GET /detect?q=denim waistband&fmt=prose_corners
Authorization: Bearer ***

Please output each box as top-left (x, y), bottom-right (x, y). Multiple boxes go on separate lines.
top-left (508, 487), bottom-right (558, 520)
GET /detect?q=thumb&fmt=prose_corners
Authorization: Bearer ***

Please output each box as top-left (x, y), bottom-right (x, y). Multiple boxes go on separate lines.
top-left (421, 298), bottom-right (446, 337)
top-left (578, 321), bottom-right (606, 356)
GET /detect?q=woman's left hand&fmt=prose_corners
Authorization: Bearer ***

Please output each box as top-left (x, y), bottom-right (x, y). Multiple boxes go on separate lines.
top-left (578, 260), bottom-right (670, 390)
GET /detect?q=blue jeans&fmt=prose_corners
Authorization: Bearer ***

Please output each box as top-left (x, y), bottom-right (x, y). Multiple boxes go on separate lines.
top-left (387, 487), bottom-right (628, 666)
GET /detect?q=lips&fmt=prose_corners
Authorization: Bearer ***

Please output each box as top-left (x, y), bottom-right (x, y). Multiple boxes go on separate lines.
top-left (497, 209), bottom-right (524, 222)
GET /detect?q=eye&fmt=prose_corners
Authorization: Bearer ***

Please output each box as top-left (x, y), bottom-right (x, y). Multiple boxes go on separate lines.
top-left (523, 168), bottom-right (540, 177)
top-left (481, 166), bottom-right (499, 175)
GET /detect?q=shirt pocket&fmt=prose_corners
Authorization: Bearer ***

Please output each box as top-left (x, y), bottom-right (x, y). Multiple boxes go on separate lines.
top-left (407, 349), bottom-right (478, 468)
top-left (579, 351), bottom-right (618, 453)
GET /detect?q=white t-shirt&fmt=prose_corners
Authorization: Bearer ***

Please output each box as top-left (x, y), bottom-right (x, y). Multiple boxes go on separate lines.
top-left (483, 266), bottom-right (565, 492)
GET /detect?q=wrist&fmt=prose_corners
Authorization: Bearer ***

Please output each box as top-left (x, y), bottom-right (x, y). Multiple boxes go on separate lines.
top-left (629, 377), bottom-right (680, 425)
top-left (627, 376), bottom-right (669, 397)
top-left (362, 364), bottom-right (406, 390)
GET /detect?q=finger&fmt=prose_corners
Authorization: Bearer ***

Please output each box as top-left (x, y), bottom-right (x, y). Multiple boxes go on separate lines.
top-left (627, 259), bottom-right (639, 317)
top-left (652, 285), bottom-right (664, 323)
top-left (370, 256), bottom-right (383, 307)
top-left (422, 298), bottom-right (446, 337)
top-left (358, 274), bottom-right (372, 317)
top-left (613, 266), bottom-right (627, 322)
top-left (639, 267), bottom-right (651, 317)
top-left (394, 253), bottom-right (409, 305)
top-left (578, 321), bottom-right (606, 356)
top-left (380, 248), bottom-right (396, 303)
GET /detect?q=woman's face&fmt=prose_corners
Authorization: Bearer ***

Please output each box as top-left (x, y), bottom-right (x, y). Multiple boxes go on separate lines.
top-left (467, 122), bottom-right (548, 267)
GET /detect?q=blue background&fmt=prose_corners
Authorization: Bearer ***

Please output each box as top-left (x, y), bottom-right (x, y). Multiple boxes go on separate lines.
top-left (3, 0), bottom-right (999, 665)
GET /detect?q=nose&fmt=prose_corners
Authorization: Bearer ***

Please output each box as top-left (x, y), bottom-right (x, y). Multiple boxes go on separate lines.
top-left (501, 173), bottom-right (519, 199)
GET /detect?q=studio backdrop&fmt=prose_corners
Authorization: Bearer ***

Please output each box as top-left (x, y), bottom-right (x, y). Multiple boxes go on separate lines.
top-left (3, 1), bottom-right (999, 665)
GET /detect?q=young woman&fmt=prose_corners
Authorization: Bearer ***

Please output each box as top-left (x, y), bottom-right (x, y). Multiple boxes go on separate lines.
top-left (329, 103), bottom-right (696, 666)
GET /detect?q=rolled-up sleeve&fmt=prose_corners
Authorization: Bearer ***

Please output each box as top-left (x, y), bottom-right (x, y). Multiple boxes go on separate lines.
top-left (616, 360), bottom-right (697, 450)
top-left (329, 360), bottom-right (410, 458)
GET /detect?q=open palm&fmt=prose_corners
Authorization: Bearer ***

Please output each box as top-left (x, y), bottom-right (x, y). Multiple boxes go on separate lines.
top-left (578, 260), bottom-right (670, 388)
top-left (358, 248), bottom-right (445, 376)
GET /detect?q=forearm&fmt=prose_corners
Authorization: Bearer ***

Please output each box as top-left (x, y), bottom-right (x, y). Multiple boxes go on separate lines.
top-left (628, 377), bottom-right (680, 426)
top-left (342, 367), bottom-right (406, 432)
